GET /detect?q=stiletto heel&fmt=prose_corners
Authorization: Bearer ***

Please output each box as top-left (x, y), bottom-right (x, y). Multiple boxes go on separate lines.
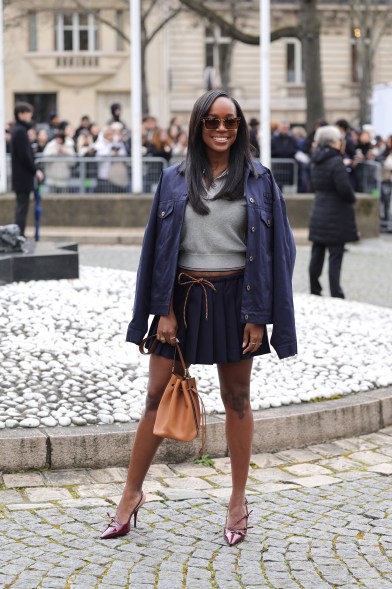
top-left (100, 491), bottom-right (145, 539)
top-left (223, 498), bottom-right (253, 546)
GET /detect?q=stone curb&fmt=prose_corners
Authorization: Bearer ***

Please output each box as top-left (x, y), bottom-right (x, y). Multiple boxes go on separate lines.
top-left (1, 387), bottom-right (391, 473)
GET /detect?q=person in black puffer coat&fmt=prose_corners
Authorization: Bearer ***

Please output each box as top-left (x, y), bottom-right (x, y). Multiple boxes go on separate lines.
top-left (309, 125), bottom-right (359, 298)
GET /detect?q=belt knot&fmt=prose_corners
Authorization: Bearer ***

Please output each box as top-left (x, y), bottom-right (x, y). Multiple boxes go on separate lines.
top-left (177, 272), bottom-right (217, 328)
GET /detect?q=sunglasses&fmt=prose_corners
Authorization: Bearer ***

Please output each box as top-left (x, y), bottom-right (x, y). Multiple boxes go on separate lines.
top-left (202, 117), bottom-right (241, 130)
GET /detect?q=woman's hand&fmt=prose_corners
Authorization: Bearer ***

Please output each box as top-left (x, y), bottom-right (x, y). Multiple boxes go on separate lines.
top-left (242, 323), bottom-right (264, 355)
top-left (157, 309), bottom-right (178, 346)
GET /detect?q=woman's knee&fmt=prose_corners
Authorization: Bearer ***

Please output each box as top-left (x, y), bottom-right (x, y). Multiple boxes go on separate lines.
top-left (144, 387), bottom-right (163, 414)
top-left (221, 388), bottom-right (250, 418)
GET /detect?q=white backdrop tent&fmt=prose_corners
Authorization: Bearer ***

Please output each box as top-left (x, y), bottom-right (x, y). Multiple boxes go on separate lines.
top-left (372, 83), bottom-right (392, 139)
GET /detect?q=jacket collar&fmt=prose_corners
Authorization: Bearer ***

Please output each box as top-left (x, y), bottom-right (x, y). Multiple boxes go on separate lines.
top-left (176, 158), bottom-right (268, 178)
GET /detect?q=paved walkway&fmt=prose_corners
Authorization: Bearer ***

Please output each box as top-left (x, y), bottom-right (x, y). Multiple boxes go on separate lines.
top-left (2, 236), bottom-right (391, 587)
top-left (79, 235), bottom-right (392, 309)
top-left (1, 429), bottom-right (392, 588)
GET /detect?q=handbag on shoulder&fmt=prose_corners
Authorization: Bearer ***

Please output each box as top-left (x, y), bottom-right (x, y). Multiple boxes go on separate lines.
top-left (139, 336), bottom-right (206, 456)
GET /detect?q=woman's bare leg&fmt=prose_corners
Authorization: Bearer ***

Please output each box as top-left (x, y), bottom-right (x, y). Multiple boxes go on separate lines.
top-left (217, 358), bottom-right (253, 527)
top-left (115, 353), bottom-right (183, 523)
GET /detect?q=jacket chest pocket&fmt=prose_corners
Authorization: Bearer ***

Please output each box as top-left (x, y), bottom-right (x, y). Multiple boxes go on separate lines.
top-left (156, 201), bottom-right (175, 245)
top-left (259, 209), bottom-right (274, 251)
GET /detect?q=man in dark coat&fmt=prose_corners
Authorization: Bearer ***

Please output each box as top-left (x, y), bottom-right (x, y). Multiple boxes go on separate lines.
top-left (309, 125), bottom-right (359, 298)
top-left (11, 102), bottom-right (44, 237)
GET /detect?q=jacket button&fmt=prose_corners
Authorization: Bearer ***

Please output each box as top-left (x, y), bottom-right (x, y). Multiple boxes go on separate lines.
top-left (161, 211), bottom-right (166, 217)
top-left (251, 226), bottom-right (256, 233)
top-left (249, 256), bottom-right (254, 262)
top-left (267, 219), bottom-right (271, 227)
top-left (244, 314), bottom-right (249, 320)
top-left (246, 284), bottom-right (251, 291)
top-left (249, 197), bottom-right (254, 203)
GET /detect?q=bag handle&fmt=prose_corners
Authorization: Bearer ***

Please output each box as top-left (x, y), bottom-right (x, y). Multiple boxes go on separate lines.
top-left (139, 335), bottom-right (189, 378)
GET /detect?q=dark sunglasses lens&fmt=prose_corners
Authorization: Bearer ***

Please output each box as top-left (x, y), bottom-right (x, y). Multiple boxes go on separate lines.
top-left (225, 118), bottom-right (239, 129)
top-left (204, 118), bottom-right (220, 130)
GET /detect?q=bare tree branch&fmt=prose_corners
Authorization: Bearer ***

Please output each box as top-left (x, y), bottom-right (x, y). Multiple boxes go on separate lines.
top-left (147, 7), bottom-right (183, 44)
top-left (179, 0), bottom-right (299, 43)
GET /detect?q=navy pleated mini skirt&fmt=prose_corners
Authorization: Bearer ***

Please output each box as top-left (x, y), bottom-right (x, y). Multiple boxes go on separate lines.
top-left (146, 270), bottom-right (270, 365)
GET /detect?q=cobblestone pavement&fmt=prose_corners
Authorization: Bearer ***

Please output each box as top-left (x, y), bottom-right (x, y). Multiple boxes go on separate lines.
top-left (1, 429), bottom-right (392, 588)
top-left (79, 235), bottom-right (392, 309)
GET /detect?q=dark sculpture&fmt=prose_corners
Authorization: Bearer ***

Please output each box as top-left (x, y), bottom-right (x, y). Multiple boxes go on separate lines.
top-left (0, 224), bottom-right (27, 253)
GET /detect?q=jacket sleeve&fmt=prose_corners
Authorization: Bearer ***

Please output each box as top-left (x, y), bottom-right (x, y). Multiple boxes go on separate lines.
top-left (269, 172), bottom-right (298, 359)
top-left (13, 128), bottom-right (36, 176)
top-left (126, 172), bottom-right (163, 344)
top-left (332, 159), bottom-right (356, 203)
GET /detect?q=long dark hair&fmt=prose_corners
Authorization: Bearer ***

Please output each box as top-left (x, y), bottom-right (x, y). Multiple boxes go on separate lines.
top-left (186, 90), bottom-right (255, 215)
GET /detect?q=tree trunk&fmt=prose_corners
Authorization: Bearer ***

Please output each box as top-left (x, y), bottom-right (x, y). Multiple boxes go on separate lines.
top-left (358, 39), bottom-right (372, 126)
top-left (220, 40), bottom-right (235, 92)
top-left (299, 0), bottom-right (325, 131)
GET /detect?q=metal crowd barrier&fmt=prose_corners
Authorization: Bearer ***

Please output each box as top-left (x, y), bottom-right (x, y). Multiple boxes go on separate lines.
top-left (354, 160), bottom-right (382, 196)
top-left (5, 155), bottom-right (168, 194)
top-left (270, 158), bottom-right (299, 193)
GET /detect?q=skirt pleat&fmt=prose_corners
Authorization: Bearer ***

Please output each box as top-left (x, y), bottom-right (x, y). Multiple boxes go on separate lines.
top-left (147, 271), bottom-right (271, 365)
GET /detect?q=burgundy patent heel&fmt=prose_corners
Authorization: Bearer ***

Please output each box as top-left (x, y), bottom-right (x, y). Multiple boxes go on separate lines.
top-left (223, 499), bottom-right (253, 546)
top-left (100, 491), bottom-right (145, 540)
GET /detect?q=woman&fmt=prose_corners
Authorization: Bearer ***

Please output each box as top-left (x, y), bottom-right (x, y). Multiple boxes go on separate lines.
top-left (309, 125), bottom-right (359, 298)
top-left (100, 90), bottom-right (297, 545)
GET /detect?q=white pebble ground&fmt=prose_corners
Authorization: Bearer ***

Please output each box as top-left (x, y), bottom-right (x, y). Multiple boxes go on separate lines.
top-left (1, 266), bottom-right (391, 429)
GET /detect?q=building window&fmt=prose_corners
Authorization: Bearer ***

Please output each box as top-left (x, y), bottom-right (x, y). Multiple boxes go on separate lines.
top-left (205, 24), bottom-right (231, 88)
top-left (286, 39), bottom-right (304, 84)
top-left (55, 13), bottom-right (98, 52)
top-left (28, 12), bottom-right (37, 52)
top-left (14, 93), bottom-right (57, 125)
top-left (116, 11), bottom-right (124, 51)
top-left (351, 28), bottom-right (361, 83)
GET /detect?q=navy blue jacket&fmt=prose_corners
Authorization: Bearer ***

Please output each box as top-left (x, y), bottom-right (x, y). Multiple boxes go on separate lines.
top-left (126, 160), bottom-right (297, 360)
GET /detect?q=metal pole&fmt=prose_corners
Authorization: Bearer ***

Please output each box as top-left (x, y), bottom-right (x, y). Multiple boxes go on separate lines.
top-left (260, 0), bottom-right (271, 168)
top-left (131, 0), bottom-right (142, 193)
top-left (0, 0), bottom-right (7, 193)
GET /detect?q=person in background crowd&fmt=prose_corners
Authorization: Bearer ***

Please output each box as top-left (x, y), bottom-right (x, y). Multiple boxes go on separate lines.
top-left (73, 115), bottom-right (91, 142)
top-left (47, 112), bottom-right (60, 140)
top-left (141, 115), bottom-right (158, 153)
top-left (167, 116), bottom-right (183, 145)
top-left (271, 121), bottom-right (298, 159)
top-left (335, 119), bottom-right (356, 160)
top-left (303, 119), bottom-right (328, 155)
top-left (171, 130), bottom-right (188, 157)
top-left (42, 130), bottom-right (75, 193)
top-left (89, 122), bottom-right (100, 143)
top-left (355, 130), bottom-right (374, 159)
top-left (145, 128), bottom-right (172, 162)
top-left (271, 121), bottom-right (299, 190)
top-left (370, 135), bottom-right (386, 160)
top-left (10, 102), bottom-right (44, 236)
top-left (28, 127), bottom-right (38, 155)
top-left (108, 103), bottom-right (128, 130)
top-left (292, 126), bottom-right (311, 192)
top-left (308, 125), bottom-right (358, 299)
top-left (76, 129), bottom-right (96, 156)
top-left (380, 135), bottom-right (392, 221)
top-left (36, 128), bottom-right (49, 153)
top-left (93, 126), bottom-right (128, 193)
top-left (248, 118), bottom-right (260, 158)
top-left (352, 130), bottom-right (377, 192)
top-left (58, 121), bottom-right (76, 152)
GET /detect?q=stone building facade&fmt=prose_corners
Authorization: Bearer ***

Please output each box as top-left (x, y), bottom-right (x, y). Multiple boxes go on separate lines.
top-left (3, 0), bottom-right (392, 128)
